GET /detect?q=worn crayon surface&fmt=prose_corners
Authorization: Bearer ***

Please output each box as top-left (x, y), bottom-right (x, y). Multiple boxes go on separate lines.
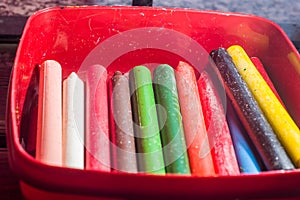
top-left (111, 71), bottom-right (137, 173)
top-left (36, 60), bottom-right (62, 167)
top-left (129, 66), bottom-right (165, 174)
top-left (175, 61), bottom-right (215, 176)
top-left (226, 98), bottom-right (262, 174)
top-left (227, 45), bottom-right (300, 168)
top-left (83, 65), bottom-right (110, 171)
top-left (62, 72), bottom-right (85, 169)
top-left (153, 64), bottom-right (190, 174)
top-left (211, 48), bottom-right (295, 170)
top-left (198, 71), bottom-right (239, 175)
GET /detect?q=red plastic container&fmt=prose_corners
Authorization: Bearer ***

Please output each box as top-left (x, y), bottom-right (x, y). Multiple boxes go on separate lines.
top-left (6, 6), bottom-right (300, 199)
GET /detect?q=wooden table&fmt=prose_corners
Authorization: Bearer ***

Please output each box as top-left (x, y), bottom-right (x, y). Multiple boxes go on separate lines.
top-left (0, 44), bottom-right (23, 199)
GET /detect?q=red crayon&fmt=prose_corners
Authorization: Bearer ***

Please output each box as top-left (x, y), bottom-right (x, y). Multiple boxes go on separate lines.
top-left (197, 71), bottom-right (240, 175)
top-left (84, 65), bottom-right (110, 171)
top-left (175, 61), bottom-right (215, 176)
top-left (250, 57), bottom-right (286, 107)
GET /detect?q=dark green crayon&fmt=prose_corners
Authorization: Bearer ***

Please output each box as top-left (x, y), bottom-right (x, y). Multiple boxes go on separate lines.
top-left (153, 64), bottom-right (191, 174)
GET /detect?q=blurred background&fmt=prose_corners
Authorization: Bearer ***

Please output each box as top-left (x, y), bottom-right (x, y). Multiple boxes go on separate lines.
top-left (0, 0), bottom-right (299, 199)
top-left (0, 0), bottom-right (299, 24)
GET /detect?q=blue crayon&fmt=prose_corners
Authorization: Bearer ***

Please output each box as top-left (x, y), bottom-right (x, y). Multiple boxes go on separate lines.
top-left (226, 99), bottom-right (261, 174)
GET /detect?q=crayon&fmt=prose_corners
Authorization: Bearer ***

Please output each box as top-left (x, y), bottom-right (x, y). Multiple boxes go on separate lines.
top-left (175, 61), bottom-right (215, 176)
top-left (153, 64), bottom-right (191, 174)
top-left (36, 60), bottom-right (62, 166)
top-left (197, 71), bottom-right (240, 175)
top-left (286, 52), bottom-right (300, 128)
top-left (227, 45), bottom-right (300, 168)
top-left (108, 76), bottom-right (117, 172)
top-left (84, 65), bottom-right (110, 171)
top-left (226, 98), bottom-right (262, 174)
top-left (211, 48), bottom-right (294, 170)
top-left (129, 66), bottom-right (165, 174)
top-left (62, 72), bottom-right (85, 169)
top-left (20, 65), bottom-right (39, 157)
top-left (111, 71), bottom-right (137, 173)
top-left (250, 57), bottom-right (285, 107)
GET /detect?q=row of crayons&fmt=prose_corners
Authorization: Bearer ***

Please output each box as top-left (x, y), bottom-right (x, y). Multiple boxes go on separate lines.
top-left (34, 44), bottom-right (300, 176)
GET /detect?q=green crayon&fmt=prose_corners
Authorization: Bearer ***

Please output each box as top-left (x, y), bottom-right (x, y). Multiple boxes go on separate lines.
top-left (129, 66), bottom-right (165, 174)
top-left (153, 64), bottom-right (191, 174)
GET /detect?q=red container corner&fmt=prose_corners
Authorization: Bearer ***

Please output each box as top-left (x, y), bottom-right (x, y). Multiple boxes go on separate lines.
top-left (6, 5), bottom-right (300, 199)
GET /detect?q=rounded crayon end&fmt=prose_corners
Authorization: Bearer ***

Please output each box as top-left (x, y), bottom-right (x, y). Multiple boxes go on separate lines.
top-left (114, 71), bottom-right (122, 76)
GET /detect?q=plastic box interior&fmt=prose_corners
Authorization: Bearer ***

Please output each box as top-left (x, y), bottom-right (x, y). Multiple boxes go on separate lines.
top-left (6, 6), bottom-right (300, 199)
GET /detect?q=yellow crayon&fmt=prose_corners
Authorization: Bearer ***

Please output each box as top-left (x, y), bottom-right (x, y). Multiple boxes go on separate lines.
top-left (227, 45), bottom-right (300, 168)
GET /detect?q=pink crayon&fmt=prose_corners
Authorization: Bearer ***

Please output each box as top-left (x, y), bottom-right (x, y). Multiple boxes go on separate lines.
top-left (197, 71), bottom-right (240, 176)
top-left (82, 65), bottom-right (110, 171)
top-left (36, 60), bottom-right (62, 166)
